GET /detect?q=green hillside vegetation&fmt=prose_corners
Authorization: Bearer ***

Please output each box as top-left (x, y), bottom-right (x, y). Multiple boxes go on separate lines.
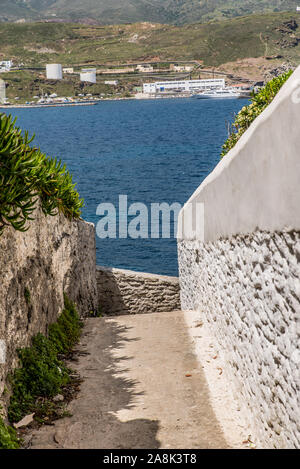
top-left (0, 0), bottom-right (297, 25)
top-left (0, 12), bottom-right (300, 69)
top-left (0, 1), bottom-right (38, 21)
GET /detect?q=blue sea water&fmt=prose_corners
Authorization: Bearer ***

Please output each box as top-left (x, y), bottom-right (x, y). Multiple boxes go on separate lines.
top-left (4, 98), bottom-right (248, 276)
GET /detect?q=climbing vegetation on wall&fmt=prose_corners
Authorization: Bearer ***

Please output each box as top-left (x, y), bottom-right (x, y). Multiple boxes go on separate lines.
top-left (0, 113), bottom-right (83, 234)
top-left (0, 295), bottom-right (82, 449)
top-left (221, 70), bottom-right (293, 157)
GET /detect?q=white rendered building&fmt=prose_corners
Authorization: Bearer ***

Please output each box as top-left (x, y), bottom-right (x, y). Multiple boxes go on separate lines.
top-left (143, 78), bottom-right (225, 94)
top-left (80, 68), bottom-right (97, 84)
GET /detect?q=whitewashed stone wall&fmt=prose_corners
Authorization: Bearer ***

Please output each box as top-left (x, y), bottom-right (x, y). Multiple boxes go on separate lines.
top-left (178, 231), bottom-right (300, 448)
top-left (97, 266), bottom-right (180, 315)
top-left (178, 67), bottom-right (300, 448)
top-left (0, 206), bottom-right (98, 404)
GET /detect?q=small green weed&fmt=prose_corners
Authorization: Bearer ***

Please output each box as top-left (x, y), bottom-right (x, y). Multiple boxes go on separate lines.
top-left (89, 306), bottom-right (103, 318)
top-left (0, 417), bottom-right (19, 449)
top-left (24, 288), bottom-right (31, 305)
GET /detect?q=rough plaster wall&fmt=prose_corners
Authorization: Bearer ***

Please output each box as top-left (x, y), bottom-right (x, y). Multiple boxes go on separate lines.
top-left (0, 206), bottom-right (98, 401)
top-left (97, 266), bottom-right (180, 315)
top-left (178, 231), bottom-right (300, 449)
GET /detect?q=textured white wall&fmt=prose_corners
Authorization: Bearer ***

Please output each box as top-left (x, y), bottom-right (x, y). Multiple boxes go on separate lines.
top-left (179, 232), bottom-right (300, 448)
top-left (178, 68), bottom-right (300, 448)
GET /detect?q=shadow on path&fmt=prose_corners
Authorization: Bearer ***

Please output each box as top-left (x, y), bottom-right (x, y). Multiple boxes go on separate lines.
top-left (31, 312), bottom-right (229, 449)
top-left (31, 318), bottom-right (160, 449)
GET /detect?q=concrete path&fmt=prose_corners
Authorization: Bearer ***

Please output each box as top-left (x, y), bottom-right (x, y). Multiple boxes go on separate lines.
top-left (30, 312), bottom-right (229, 449)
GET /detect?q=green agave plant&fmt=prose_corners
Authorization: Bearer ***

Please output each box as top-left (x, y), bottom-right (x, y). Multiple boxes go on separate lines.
top-left (0, 113), bottom-right (83, 234)
top-left (221, 70), bottom-right (293, 158)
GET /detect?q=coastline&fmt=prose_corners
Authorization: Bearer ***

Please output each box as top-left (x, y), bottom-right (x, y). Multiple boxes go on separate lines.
top-left (0, 94), bottom-right (249, 110)
top-left (0, 101), bottom-right (98, 109)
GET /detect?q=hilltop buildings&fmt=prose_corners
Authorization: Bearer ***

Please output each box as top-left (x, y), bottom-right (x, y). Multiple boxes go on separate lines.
top-left (63, 67), bottom-right (74, 74)
top-left (80, 68), bottom-right (97, 84)
top-left (170, 64), bottom-right (194, 72)
top-left (105, 80), bottom-right (119, 86)
top-left (0, 60), bottom-right (12, 72)
top-left (136, 64), bottom-right (154, 73)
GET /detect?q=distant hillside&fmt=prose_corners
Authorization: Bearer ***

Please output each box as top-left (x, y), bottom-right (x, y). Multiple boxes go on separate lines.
top-left (0, 0), bottom-right (297, 25)
top-left (0, 12), bottom-right (299, 69)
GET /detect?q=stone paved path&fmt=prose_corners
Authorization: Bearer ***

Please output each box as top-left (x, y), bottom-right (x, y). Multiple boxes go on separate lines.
top-left (30, 311), bottom-right (229, 449)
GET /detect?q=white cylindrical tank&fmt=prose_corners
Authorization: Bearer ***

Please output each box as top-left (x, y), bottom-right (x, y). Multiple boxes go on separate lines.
top-left (80, 68), bottom-right (96, 84)
top-left (46, 64), bottom-right (63, 80)
top-left (0, 79), bottom-right (6, 103)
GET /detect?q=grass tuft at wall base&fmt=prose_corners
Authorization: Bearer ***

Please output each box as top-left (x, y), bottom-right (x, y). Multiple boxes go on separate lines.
top-left (0, 416), bottom-right (19, 449)
top-left (7, 295), bottom-right (83, 426)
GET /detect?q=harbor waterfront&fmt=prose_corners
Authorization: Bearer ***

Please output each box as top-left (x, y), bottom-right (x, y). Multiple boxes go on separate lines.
top-left (0, 101), bottom-right (98, 109)
top-left (2, 97), bottom-right (248, 275)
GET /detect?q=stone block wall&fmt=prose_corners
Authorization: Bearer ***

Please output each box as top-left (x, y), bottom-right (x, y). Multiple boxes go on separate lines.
top-left (0, 206), bottom-right (98, 402)
top-left (178, 231), bottom-right (300, 448)
top-left (97, 266), bottom-right (180, 315)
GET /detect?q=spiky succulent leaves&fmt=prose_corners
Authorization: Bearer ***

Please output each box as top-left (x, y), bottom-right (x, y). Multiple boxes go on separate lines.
top-left (0, 113), bottom-right (83, 234)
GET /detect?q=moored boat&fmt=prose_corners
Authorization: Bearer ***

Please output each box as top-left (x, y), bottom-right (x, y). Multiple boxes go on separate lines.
top-left (193, 88), bottom-right (245, 99)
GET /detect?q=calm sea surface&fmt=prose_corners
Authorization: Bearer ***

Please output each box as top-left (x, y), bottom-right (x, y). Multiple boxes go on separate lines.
top-left (4, 98), bottom-right (248, 276)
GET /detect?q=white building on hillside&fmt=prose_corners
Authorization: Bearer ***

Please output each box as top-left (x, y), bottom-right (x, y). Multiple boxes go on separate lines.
top-left (80, 68), bottom-right (97, 84)
top-left (63, 67), bottom-right (74, 74)
top-left (105, 80), bottom-right (119, 86)
top-left (136, 64), bottom-right (154, 73)
top-left (0, 60), bottom-right (12, 72)
top-left (143, 78), bottom-right (225, 94)
top-left (170, 64), bottom-right (194, 72)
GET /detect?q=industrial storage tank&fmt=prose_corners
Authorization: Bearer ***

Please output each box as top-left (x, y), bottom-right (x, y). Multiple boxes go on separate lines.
top-left (46, 64), bottom-right (63, 80)
top-left (80, 68), bottom-right (96, 84)
top-left (0, 79), bottom-right (6, 103)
